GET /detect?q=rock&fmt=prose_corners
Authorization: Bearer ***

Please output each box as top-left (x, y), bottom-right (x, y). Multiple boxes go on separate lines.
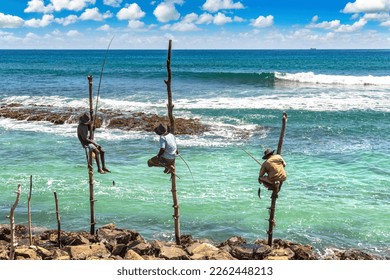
top-left (0, 250), bottom-right (9, 260)
top-left (65, 243), bottom-right (110, 260)
top-left (15, 247), bottom-right (42, 260)
top-left (253, 244), bottom-right (272, 260)
top-left (124, 249), bottom-right (144, 260)
top-left (230, 244), bottom-right (254, 260)
top-left (265, 248), bottom-right (295, 260)
top-left (340, 249), bottom-right (376, 260)
top-left (128, 240), bottom-right (152, 256)
top-left (160, 245), bottom-right (188, 260)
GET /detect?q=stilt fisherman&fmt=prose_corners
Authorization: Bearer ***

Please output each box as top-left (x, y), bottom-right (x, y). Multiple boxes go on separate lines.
top-left (148, 124), bottom-right (178, 174)
top-left (258, 148), bottom-right (287, 192)
top-left (77, 113), bottom-right (110, 174)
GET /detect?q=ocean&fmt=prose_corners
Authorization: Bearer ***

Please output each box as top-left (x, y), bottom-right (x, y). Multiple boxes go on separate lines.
top-left (0, 49), bottom-right (389, 258)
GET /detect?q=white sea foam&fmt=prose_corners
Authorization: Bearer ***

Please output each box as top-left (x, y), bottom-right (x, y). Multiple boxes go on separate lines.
top-left (275, 71), bottom-right (390, 86)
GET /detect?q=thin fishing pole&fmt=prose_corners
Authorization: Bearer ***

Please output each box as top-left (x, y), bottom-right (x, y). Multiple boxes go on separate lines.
top-left (237, 145), bottom-right (262, 166)
top-left (178, 154), bottom-right (195, 186)
top-left (93, 35), bottom-right (115, 128)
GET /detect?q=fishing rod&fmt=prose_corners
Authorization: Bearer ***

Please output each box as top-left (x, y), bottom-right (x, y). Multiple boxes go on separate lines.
top-left (93, 35), bottom-right (115, 129)
top-left (177, 153), bottom-right (195, 186)
top-left (237, 145), bottom-right (262, 166)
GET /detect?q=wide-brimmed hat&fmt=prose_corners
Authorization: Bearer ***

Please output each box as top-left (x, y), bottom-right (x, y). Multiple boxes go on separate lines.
top-left (79, 113), bottom-right (90, 124)
top-left (154, 124), bottom-right (167, 135)
top-left (262, 148), bottom-right (275, 159)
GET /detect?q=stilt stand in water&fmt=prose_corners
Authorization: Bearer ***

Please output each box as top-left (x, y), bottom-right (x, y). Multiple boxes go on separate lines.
top-left (164, 40), bottom-right (181, 245)
top-left (87, 75), bottom-right (96, 235)
top-left (267, 112), bottom-right (288, 246)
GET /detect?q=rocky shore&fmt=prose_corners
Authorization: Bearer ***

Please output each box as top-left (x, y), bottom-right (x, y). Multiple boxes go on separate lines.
top-left (0, 103), bottom-right (209, 135)
top-left (0, 224), bottom-right (381, 260)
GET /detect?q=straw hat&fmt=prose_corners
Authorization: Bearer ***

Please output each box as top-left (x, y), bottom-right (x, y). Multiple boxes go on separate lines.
top-left (262, 148), bottom-right (275, 159)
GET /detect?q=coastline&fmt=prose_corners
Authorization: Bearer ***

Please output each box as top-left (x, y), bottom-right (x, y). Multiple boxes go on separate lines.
top-left (0, 223), bottom-right (383, 260)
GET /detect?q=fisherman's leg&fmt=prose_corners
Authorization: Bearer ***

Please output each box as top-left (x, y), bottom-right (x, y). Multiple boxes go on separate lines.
top-left (92, 148), bottom-right (104, 174)
top-left (162, 158), bottom-right (175, 174)
top-left (98, 146), bottom-right (110, 173)
top-left (148, 156), bottom-right (162, 167)
top-left (259, 176), bottom-right (275, 190)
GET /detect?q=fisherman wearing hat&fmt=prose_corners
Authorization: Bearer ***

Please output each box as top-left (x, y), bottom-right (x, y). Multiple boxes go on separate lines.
top-left (77, 113), bottom-right (110, 174)
top-left (258, 148), bottom-right (286, 192)
top-left (148, 123), bottom-right (178, 174)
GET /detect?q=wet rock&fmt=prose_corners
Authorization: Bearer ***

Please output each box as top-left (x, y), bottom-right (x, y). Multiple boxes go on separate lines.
top-left (265, 248), bottom-right (295, 260)
top-left (340, 249), bottom-right (376, 260)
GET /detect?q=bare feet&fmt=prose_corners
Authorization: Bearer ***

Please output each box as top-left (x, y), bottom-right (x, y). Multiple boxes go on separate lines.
top-left (102, 167), bottom-right (111, 173)
top-left (98, 169), bottom-right (105, 174)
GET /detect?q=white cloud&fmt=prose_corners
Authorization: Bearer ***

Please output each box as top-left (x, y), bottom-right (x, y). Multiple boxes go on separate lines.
top-left (343, 0), bottom-right (390, 13)
top-left (55, 15), bottom-right (78, 26)
top-left (197, 13), bottom-right (214, 24)
top-left (380, 20), bottom-right (390, 26)
top-left (213, 12), bottom-right (232, 25)
top-left (363, 12), bottom-right (390, 21)
top-left (0, 13), bottom-right (24, 28)
top-left (308, 19), bottom-right (341, 29)
top-left (311, 15), bottom-right (319, 23)
top-left (233, 16), bottom-right (245, 22)
top-left (25, 14), bottom-right (54, 28)
top-left (335, 18), bottom-right (367, 32)
top-left (153, 2), bottom-right (181, 22)
top-left (117, 3), bottom-right (146, 20)
top-left (51, 0), bottom-right (96, 12)
top-left (170, 21), bottom-right (200, 31)
top-left (67, 30), bottom-right (82, 37)
top-left (202, 0), bottom-right (244, 13)
top-left (128, 20), bottom-right (145, 29)
top-left (80, 7), bottom-right (113, 21)
top-left (103, 0), bottom-right (122, 7)
top-left (24, 0), bottom-right (54, 13)
top-left (97, 24), bottom-right (112, 31)
top-left (250, 15), bottom-right (274, 28)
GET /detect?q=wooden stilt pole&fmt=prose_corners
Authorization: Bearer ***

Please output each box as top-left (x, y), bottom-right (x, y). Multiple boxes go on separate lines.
top-left (53, 191), bottom-right (61, 248)
top-left (164, 39), bottom-right (181, 245)
top-left (267, 112), bottom-right (288, 246)
top-left (9, 184), bottom-right (21, 260)
top-left (87, 75), bottom-right (96, 235)
top-left (28, 175), bottom-right (33, 246)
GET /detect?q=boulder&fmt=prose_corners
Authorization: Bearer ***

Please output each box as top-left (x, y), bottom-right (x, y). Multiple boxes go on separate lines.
top-left (15, 247), bottom-right (42, 260)
top-left (160, 245), bottom-right (188, 260)
top-left (124, 249), bottom-right (144, 260)
top-left (65, 243), bottom-right (110, 260)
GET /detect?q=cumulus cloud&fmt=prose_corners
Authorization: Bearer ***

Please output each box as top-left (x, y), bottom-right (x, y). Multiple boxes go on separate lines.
top-left (103, 0), bottom-right (122, 7)
top-left (334, 18), bottom-right (367, 32)
top-left (24, 0), bottom-right (54, 13)
top-left (55, 15), bottom-right (78, 26)
top-left (250, 15), bottom-right (274, 28)
top-left (213, 12), bottom-right (232, 25)
top-left (51, 0), bottom-right (96, 12)
top-left (24, 14), bottom-right (54, 28)
top-left (153, 2), bottom-right (181, 22)
top-left (202, 0), bottom-right (244, 13)
top-left (97, 24), bottom-right (112, 31)
top-left (0, 13), bottom-right (24, 28)
top-left (342, 0), bottom-right (390, 13)
top-left (80, 7), bottom-right (112, 21)
top-left (308, 19), bottom-right (341, 29)
top-left (67, 30), bottom-right (81, 37)
top-left (117, 3), bottom-right (146, 20)
top-left (128, 20), bottom-right (145, 29)
top-left (197, 13), bottom-right (214, 24)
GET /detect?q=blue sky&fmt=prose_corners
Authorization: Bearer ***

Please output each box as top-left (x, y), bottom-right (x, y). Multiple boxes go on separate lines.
top-left (0, 0), bottom-right (390, 49)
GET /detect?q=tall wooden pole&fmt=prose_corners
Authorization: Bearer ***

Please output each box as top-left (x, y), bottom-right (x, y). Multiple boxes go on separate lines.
top-left (53, 191), bottom-right (61, 248)
top-left (87, 75), bottom-right (96, 235)
top-left (9, 184), bottom-right (21, 260)
top-left (267, 112), bottom-right (288, 246)
top-left (28, 175), bottom-right (33, 246)
top-left (164, 39), bottom-right (180, 245)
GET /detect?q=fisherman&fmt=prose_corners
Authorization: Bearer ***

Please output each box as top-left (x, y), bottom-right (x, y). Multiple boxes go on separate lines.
top-left (258, 148), bottom-right (286, 192)
top-left (148, 124), bottom-right (178, 174)
top-left (77, 113), bottom-right (110, 174)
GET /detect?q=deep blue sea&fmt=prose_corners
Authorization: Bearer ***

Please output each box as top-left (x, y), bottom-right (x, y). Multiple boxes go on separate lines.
top-left (0, 49), bottom-right (389, 258)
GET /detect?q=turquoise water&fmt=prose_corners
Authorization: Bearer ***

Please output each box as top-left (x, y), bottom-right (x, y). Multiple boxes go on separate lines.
top-left (0, 50), bottom-right (389, 257)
